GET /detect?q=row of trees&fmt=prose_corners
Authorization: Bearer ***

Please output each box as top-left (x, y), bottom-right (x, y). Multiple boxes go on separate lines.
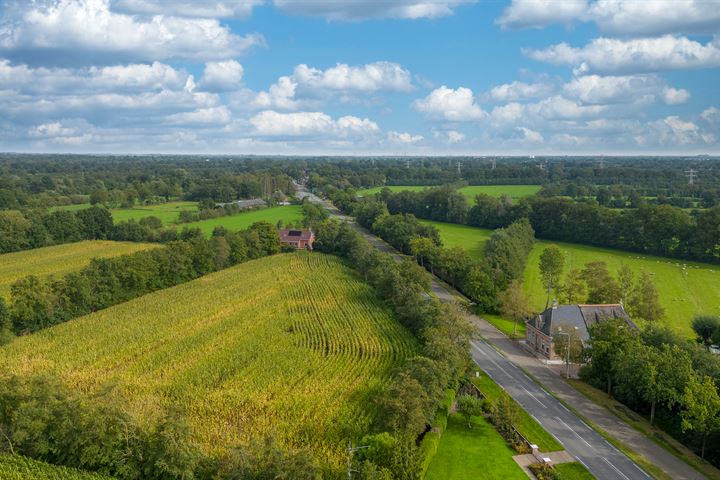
top-left (582, 320), bottom-right (720, 462)
top-left (369, 186), bottom-right (720, 263)
top-left (0, 206), bottom-right (114, 253)
top-left (536, 245), bottom-right (664, 321)
top-left (348, 194), bottom-right (536, 313)
top-left (1, 222), bottom-right (281, 338)
top-left (309, 217), bottom-right (473, 478)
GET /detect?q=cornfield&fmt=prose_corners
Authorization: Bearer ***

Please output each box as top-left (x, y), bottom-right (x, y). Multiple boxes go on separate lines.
top-left (0, 252), bottom-right (417, 473)
top-left (0, 240), bottom-right (160, 298)
top-left (0, 454), bottom-right (113, 479)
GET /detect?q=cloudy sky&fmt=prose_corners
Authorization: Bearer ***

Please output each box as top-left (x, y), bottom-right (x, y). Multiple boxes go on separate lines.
top-left (0, 0), bottom-right (718, 155)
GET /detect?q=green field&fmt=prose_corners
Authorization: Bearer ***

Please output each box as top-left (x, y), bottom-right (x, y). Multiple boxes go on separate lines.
top-left (0, 240), bottom-right (159, 299)
top-left (0, 454), bottom-right (112, 480)
top-left (472, 370), bottom-right (562, 452)
top-left (0, 253), bottom-right (417, 473)
top-left (424, 414), bottom-right (526, 480)
top-left (181, 205), bottom-right (304, 236)
top-left (109, 201), bottom-right (198, 224)
top-left (554, 462), bottom-right (596, 479)
top-left (357, 184), bottom-right (541, 201)
top-left (423, 219), bottom-right (720, 338)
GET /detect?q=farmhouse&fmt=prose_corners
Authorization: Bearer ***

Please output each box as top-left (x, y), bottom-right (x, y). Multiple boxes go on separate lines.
top-left (525, 302), bottom-right (637, 360)
top-left (278, 229), bottom-right (315, 250)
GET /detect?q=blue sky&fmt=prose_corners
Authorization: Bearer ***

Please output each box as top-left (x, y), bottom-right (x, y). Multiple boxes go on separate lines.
top-left (0, 0), bottom-right (718, 154)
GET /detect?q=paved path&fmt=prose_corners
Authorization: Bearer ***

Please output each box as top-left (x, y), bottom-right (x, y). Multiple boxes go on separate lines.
top-left (297, 184), bottom-right (705, 480)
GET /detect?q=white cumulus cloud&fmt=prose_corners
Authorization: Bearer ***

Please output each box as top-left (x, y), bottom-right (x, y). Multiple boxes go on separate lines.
top-left (272, 0), bottom-right (475, 21)
top-left (497, 0), bottom-right (720, 35)
top-left (497, 0), bottom-right (588, 29)
top-left (488, 80), bottom-right (554, 102)
top-left (113, 0), bottom-right (263, 18)
top-left (388, 131), bottom-right (423, 144)
top-left (661, 87), bottom-right (691, 105)
top-left (526, 36), bottom-right (720, 74)
top-left (0, 0), bottom-right (265, 64)
top-left (201, 60), bottom-right (244, 91)
top-left (249, 110), bottom-right (379, 137)
top-left (412, 86), bottom-right (486, 121)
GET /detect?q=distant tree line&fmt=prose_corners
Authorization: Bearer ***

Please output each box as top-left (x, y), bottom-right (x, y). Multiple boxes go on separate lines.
top-left (0, 222), bottom-right (281, 339)
top-left (0, 154), bottom-right (296, 210)
top-left (308, 216), bottom-right (473, 478)
top-left (362, 187), bottom-right (719, 264)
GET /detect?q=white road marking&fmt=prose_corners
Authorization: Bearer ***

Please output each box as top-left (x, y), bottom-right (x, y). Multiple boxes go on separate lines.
top-left (575, 457), bottom-right (590, 471)
top-left (603, 457), bottom-right (630, 480)
top-left (556, 416), bottom-right (593, 450)
top-left (559, 403), bottom-right (570, 413)
top-left (521, 385), bottom-right (546, 408)
top-left (470, 340), bottom-right (511, 377)
top-left (633, 463), bottom-right (652, 479)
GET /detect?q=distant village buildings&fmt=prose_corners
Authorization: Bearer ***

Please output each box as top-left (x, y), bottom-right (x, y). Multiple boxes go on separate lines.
top-left (278, 229), bottom-right (315, 250)
top-left (525, 302), bottom-right (637, 360)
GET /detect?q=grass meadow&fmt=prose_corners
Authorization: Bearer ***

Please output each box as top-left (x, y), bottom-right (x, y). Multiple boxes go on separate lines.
top-left (357, 184), bottom-right (541, 200)
top-left (181, 205), bottom-right (304, 236)
top-left (422, 219), bottom-right (720, 338)
top-left (0, 253), bottom-right (417, 474)
top-left (0, 240), bottom-right (159, 299)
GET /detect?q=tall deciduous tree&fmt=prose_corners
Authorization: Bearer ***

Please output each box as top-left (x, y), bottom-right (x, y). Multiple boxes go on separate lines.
top-left (581, 262), bottom-right (622, 304)
top-left (498, 279), bottom-right (531, 337)
top-left (617, 264), bottom-right (634, 305)
top-left (628, 271), bottom-right (664, 322)
top-left (457, 394), bottom-right (484, 428)
top-left (539, 245), bottom-right (564, 308)
top-left (681, 375), bottom-right (720, 459)
top-left (559, 268), bottom-right (587, 304)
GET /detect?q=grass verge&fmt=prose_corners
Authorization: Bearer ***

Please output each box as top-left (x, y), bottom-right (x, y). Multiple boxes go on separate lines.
top-left (470, 370), bottom-right (562, 452)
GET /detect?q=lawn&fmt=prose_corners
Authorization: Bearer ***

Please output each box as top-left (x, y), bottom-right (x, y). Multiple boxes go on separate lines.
top-left (181, 205), bottom-right (304, 236)
top-left (471, 371), bottom-right (562, 452)
top-left (554, 462), bottom-right (596, 479)
top-left (0, 253), bottom-right (417, 475)
top-left (424, 414), bottom-right (526, 480)
top-left (110, 201), bottom-right (198, 224)
top-left (356, 184), bottom-right (541, 201)
top-left (424, 219), bottom-right (720, 338)
top-left (0, 240), bottom-right (159, 299)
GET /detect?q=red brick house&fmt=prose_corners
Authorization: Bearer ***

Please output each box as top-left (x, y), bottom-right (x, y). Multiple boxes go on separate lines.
top-left (278, 229), bottom-right (315, 250)
top-left (525, 302), bottom-right (636, 360)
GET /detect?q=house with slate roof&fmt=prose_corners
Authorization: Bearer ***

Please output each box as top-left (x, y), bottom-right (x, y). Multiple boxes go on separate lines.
top-left (278, 229), bottom-right (315, 250)
top-left (525, 302), bottom-right (637, 360)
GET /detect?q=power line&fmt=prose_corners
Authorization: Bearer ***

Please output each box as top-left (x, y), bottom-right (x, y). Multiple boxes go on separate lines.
top-left (685, 168), bottom-right (698, 185)
top-left (456, 160), bottom-right (463, 176)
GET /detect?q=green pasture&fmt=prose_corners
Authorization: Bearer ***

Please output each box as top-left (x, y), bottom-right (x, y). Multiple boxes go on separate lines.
top-left (181, 205), bottom-right (304, 236)
top-left (356, 185), bottom-right (541, 201)
top-left (423, 219), bottom-right (720, 338)
top-left (424, 414), bottom-right (526, 480)
top-left (110, 201), bottom-right (198, 224)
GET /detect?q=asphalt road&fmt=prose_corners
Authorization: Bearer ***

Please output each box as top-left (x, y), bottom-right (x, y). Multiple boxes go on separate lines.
top-left (297, 184), bottom-right (655, 480)
top-left (470, 337), bottom-right (650, 480)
